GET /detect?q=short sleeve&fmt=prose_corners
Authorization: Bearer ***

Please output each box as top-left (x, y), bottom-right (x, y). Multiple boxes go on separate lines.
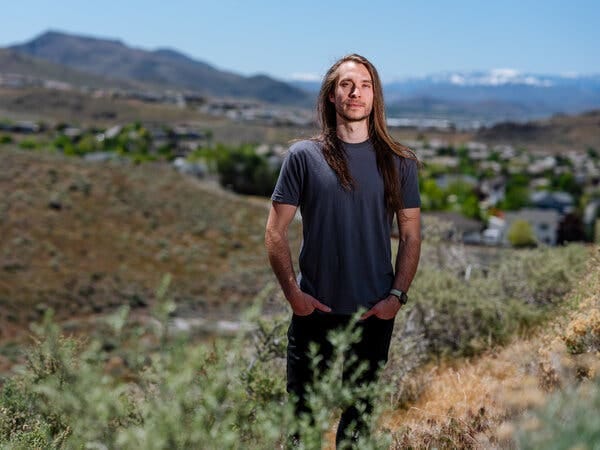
top-left (399, 158), bottom-right (421, 209)
top-left (271, 147), bottom-right (305, 206)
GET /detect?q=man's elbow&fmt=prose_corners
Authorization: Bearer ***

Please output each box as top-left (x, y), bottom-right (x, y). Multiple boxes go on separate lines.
top-left (399, 230), bottom-right (420, 245)
top-left (264, 225), bottom-right (284, 249)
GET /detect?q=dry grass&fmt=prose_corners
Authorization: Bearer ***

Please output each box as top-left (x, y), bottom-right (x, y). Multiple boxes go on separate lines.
top-left (376, 245), bottom-right (599, 449)
top-left (0, 87), bottom-right (203, 126)
top-left (0, 147), bottom-right (301, 347)
top-left (475, 110), bottom-right (600, 154)
top-left (0, 87), bottom-right (316, 146)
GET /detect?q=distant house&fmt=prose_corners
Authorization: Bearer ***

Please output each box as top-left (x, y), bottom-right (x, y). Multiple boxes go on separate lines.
top-left (172, 157), bottom-right (206, 178)
top-left (527, 156), bottom-right (557, 175)
top-left (529, 178), bottom-right (551, 190)
top-left (482, 215), bottom-right (506, 246)
top-left (479, 160), bottom-right (502, 174)
top-left (10, 121), bottom-right (41, 134)
top-left (478, 176), bottom-right (506, 207)
top-left (428, 156), bottom-right (459, 169)
top-left (172, 126), bottom-right (205, 140)
top-left (414, 148), bottom-right (436, 160)
top-left (435, 174), bottom-right (478, 189)
top-left (504, 208), bottom-right (560, 246)
top-left (421, 211), bottom-right (483, 244)
top-left (63, 127), bottom-right (82, 139)
top-left (466, 141), bottom-right (490, 160)
top-left (493, 144), bottom-right (517, 160)
top-left (530, 190), bottom-right (574, 215)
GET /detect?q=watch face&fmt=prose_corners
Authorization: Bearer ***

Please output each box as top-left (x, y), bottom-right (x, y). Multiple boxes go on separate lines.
top-left (401, 293), bottom-right (408, 304)
top-left (390, 290), bottom-right (408, 305)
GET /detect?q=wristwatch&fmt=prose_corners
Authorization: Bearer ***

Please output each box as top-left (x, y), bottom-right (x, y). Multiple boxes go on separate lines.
top-left (389, 289), bottom-right (408, 305)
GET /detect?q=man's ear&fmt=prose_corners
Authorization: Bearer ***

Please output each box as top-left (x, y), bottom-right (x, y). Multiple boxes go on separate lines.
top-left (328, 90), bottom-right (335, 103)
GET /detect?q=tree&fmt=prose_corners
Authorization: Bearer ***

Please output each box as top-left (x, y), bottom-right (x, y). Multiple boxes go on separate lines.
top-left (507, 220), bottom-right (537, 248)
top-left (552, 172), bottom-right (582, 197)
top-left (215, 144), bottom-right (279, 196)
top-left (420, 179), bottom-right (446, 210)
top-left (500, 185), bottom-right (530, 211)
top-left (557, 213), bottom-right (586, 244)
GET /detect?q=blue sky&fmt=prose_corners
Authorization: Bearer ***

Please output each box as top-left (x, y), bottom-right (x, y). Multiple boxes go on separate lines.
top-left (1, 0), bottom-right (598, 82)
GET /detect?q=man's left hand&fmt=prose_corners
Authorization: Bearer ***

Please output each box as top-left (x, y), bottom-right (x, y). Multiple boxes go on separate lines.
top-left (360, 296), bottom-right (401, 320)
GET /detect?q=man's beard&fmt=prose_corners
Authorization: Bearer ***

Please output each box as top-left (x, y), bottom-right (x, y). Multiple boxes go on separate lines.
top-left (336, 104), bottom-right (371, 123)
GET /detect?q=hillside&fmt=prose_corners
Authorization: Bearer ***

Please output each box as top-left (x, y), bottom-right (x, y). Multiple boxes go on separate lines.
top-left (475, 109), bottom-right (600, 153)
top-left (0, 146), bottom-right (595, 447)
top-left (9, 30), bottom-right (310, 106)
top-left (0, 86), bottom-right (202, 125)
top-left (294, 71), bottom-right (600, 124)
top-left (0, 147), bottom-right (301, 341)
top-left (3, 84), bottom-right (600, 153)
top-left (0, 48), bottom-right (144, 90)
top-left (0, 86), bottom-right (315, 146)
top-left (385, 72), bottom-right (600, 123)
top-left (384, 246), bottom-right (600, 449)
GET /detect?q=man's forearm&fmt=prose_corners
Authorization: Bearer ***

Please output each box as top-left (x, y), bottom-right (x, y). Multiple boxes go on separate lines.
top-left (265, 228), bottom-right (301, 300)
top-left (393, 235), bottom-right (421, 293)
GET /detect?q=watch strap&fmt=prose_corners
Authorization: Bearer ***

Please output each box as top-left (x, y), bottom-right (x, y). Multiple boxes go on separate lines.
top-left (389, 289), bottom-right (408, 305)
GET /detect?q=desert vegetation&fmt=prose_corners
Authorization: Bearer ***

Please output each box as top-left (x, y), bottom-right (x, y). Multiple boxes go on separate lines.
top-left (0, 211), bottom-right (594, 448)
top-left (1, 144), bottom-right (597, 448)
top-left (0, 147), bottom-right (296, 345)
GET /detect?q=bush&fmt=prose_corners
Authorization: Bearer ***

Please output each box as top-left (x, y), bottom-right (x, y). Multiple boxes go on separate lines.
top-left (0, 240), bottom-right (590, 448)
top-left (0, 292), bottom-right (392, 449)
top-left (215, 144), bottom-right (280, 196)
top-left (394, 244), bottom-right (588, 361)
top-left (507, 219), bottom-right (537, 247)
top-left (0, 135), bottom-right (13, 145)
top-left (515, 376), bottom-right (600, 449)
top-left (562, 297), bottom-right (600, 354)
top-left (18, 138), bottom-right (38, 150)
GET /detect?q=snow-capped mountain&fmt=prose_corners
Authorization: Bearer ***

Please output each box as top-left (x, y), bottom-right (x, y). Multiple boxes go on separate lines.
top-left (290, 69), bottom-right (600, 124)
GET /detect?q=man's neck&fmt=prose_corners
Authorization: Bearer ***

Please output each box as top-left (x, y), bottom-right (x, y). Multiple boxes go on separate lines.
top-left (336, 118), bottom-right (369, 143)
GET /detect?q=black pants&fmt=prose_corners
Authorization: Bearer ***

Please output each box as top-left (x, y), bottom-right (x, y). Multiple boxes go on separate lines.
top-left (286, 311), bottom-right (395, 448)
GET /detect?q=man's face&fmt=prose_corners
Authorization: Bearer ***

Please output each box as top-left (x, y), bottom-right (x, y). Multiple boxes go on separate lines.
top-left (329, 61), bottom-right (374, 124)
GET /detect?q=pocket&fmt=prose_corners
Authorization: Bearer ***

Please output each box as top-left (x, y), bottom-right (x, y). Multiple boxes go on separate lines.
top-left (370, 313), bottom-right (396, 323)
top-left (292, 309), bottom-right (316, 320)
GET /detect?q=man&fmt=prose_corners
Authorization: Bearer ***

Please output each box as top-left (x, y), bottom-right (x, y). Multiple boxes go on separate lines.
top-left (264, 54), bottom-right (421, 447)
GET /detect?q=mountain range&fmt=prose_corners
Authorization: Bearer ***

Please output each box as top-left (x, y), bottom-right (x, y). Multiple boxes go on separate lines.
top-left (293, 70), bottom-right (600, 125)
top-left (8, 31), bottom-right (310, 106)
top-left (3, 30), bottom-right (600, 124)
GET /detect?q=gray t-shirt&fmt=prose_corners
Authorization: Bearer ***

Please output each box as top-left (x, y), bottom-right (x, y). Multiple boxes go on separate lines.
top-left (271, 139), bottom-right (421, 314)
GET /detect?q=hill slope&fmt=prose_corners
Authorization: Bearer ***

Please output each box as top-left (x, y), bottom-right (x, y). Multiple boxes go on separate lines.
top-left (0, 48), bottom-right (143, 90)
top-left (385, 246), bottom-right (599, 448)
top-left (0, 147), bottom-right (300, 340)
top-left (9, 30), bottom-right (309, 105)
top-left (475, 109), bottom-right (600, 152)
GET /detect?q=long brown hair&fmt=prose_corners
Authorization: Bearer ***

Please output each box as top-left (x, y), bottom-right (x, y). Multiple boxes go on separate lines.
top-left (314, 54), bottom-right (418, 214)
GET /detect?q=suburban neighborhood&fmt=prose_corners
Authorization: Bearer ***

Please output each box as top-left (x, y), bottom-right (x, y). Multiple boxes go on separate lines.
top-left (2, 116), bottom-right (599, 247)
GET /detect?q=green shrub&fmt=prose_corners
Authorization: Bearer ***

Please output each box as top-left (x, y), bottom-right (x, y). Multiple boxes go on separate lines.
top-left (515, 376), bottom-right (600, 449)
top-left (395, 244), bottom-right (588, 361)
top-left (18, 138), bottom-right (38, 150)
top-left (0, 242), bottom-right (591, 449)
top-left (215, 144), bottom-right (280, 196)
top-left (0, 291), bottom-right (391, 449)
top-left (508, 219), bottom-right (537, 247)
top-left (496, 244), bottom-right (586, 306)
top-left (52, 135), bottom-right (75, 154)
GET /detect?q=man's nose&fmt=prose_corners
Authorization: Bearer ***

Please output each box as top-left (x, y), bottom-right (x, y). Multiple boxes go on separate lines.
top-left (350, 85), bottom-right (360, 97)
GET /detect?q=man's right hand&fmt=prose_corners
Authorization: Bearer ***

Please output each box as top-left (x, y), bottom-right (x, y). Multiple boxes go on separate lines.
top-left (289, 291), bottom-right (332, 316)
